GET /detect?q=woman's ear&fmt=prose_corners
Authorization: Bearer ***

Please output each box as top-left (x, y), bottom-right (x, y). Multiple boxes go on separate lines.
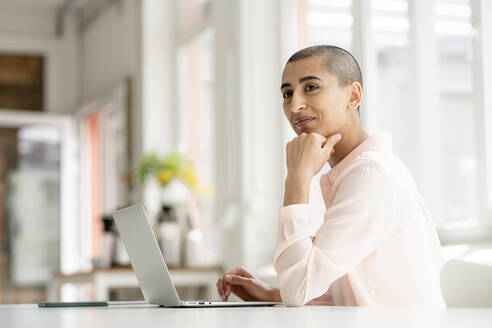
top-left (347, 81), bottom-right (362, 111)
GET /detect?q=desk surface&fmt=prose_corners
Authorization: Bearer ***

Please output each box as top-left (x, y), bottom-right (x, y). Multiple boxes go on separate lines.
top-left (1, 304), bottom-right (492, 328)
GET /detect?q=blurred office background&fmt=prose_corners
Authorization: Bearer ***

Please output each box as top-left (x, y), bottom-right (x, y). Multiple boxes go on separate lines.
top-left (0, 0), bottom-right (491, 304)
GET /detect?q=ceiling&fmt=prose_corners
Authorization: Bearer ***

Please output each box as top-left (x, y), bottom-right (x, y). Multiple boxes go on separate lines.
top-left (0, 0), bottom-right (119, 37)
top-left (0, 0), bottom-right (66, 8)
top-left (0, 0), bottom-right (93, 11)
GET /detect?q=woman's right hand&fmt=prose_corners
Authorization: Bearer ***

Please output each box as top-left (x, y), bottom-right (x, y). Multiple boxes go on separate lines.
top-left (216, 266), bottom-right (282, 302)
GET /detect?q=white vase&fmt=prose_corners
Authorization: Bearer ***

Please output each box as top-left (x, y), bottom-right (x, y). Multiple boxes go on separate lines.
top-left (159, 221), bottom-right (182, 267)
top-left (161, 178), bottom-right (189, 205)
top-left (185, 229), bottom-right (204, 267)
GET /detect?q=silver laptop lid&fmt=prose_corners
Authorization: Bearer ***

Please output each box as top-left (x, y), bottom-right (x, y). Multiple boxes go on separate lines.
top-left (113, 203), bottom-right (181, 306)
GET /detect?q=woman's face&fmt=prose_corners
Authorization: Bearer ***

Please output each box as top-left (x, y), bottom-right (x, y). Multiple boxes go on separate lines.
top-left (281, 55), bottom-right (355, 138)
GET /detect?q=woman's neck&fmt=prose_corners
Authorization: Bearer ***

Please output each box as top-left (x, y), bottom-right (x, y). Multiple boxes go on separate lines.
top-left (328, 123), bottom-right (369, 168)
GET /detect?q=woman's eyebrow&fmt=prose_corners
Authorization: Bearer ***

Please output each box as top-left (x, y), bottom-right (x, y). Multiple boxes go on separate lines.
top-left (281, 75), bottom-right (323, 89)
top-left (299, 75), bottom-right (322, 84)
top-left (281, 82), bottom-right (291, 90)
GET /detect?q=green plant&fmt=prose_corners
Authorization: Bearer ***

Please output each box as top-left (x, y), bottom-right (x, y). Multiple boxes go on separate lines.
top-left (138, 151), bottom-right (197, 187)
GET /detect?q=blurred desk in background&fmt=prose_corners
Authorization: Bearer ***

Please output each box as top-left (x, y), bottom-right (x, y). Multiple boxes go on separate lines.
top-left (47, 266), bottom-right (223, 302)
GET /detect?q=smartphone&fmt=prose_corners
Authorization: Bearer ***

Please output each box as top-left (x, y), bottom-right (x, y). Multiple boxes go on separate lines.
top-left (38, 301), bottom-right (108, 308)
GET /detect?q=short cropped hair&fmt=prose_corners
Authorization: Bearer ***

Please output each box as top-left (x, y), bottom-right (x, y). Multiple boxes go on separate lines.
top-left (287, 45), bottom-right (363, 111)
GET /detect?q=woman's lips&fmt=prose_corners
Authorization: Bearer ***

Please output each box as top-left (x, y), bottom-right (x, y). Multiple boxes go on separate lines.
top-left (295, 117), bottom-right (316, 127)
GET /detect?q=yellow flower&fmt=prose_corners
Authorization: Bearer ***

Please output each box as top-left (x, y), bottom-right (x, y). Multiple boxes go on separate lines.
top-left (157, 169), bottom-right (174, 186)
top-left (182, 165), bottom-right (198, 187)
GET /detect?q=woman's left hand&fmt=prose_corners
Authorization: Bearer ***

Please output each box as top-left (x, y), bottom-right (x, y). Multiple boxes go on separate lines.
top-left (286, 132), bottom-right (341, 181)
top-left (283, 132), bottom-right (341, 206)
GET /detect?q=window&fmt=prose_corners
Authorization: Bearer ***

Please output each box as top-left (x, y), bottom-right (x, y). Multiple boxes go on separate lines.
top-left (177, 29), bottom-right (215, 193)
top-left (290, 0), bottom-right (492, 240)
top-left (434, 0), bottom-right (477, 229)
top-left (176, 0), bottom-right (217, 263)
top-left (6, 126), bottom-right (60, 292)
top-left (305, 0), bottom-right (353, 50)
top-left (370, 0), bottom-right (413, 182)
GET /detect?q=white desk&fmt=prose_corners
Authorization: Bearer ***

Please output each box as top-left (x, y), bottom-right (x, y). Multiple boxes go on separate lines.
top-left (1, 304), bottom-right (492, 328)
top-left (48, 266), bottom-right (223, 301)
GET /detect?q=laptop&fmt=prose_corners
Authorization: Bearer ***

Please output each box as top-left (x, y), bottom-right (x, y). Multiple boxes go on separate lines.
top-left (112, 203), bottom-right (281, 307)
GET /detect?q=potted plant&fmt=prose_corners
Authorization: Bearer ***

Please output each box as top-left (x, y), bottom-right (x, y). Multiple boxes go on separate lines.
top-left (138, 151), bottom-right (200, 205)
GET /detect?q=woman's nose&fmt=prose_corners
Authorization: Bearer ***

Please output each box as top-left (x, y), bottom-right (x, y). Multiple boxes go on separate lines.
top-left (289, 95), bottom-right (306, 113)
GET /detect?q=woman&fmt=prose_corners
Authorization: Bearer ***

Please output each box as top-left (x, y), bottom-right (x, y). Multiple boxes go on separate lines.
top-left (217, 45), bottom-right (446, 307)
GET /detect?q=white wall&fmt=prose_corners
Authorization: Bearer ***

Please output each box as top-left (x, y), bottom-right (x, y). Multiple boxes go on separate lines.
top-left (80, 0), bottom-right (139, 103)
top-left (78, 0), bottom-right (144, 209)
top-left (0, 3), bottom-right (56, 38)
top-left (0, 0), bottom-right (141, 113)
top-left (0, 3), bottom-right (79, 113)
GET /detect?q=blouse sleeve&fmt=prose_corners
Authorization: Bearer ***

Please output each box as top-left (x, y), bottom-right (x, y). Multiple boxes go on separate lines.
top-left (273, 161), bottom-right (403, 306)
